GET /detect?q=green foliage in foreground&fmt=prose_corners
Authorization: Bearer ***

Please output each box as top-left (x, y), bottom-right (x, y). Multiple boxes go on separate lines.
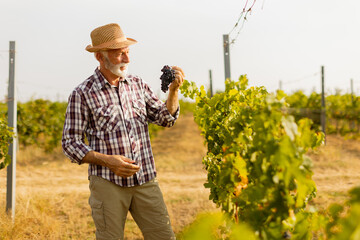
top-left (181, 187), bottom-right (360, 240)
top-left (325, 186), bottom-right (360, 240)
top-left (179, 212), bottom-right (257, 240)
top-left (180, 77), bottom-right (360, 239)
top-left (181, 76), bottom-right (324, 239)
top-left (178, 77), bottom-right (360, 239)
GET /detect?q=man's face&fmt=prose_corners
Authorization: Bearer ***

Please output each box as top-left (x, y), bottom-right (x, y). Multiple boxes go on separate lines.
top-left (102, 47), bottom-right (130, 78)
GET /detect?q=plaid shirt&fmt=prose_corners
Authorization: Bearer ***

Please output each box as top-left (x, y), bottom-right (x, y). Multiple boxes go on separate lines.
top-left (62, 68), bottom-right (179, 187)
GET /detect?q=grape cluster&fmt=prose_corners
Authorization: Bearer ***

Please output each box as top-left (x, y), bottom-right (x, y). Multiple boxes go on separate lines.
top-left (283, 231), bottom-right (291, 239)
top-left (160, 65), bottom-right (176, 93)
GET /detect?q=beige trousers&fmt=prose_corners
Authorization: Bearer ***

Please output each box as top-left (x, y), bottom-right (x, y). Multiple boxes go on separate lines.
top-left (88, 175), bottom-right (175, 240)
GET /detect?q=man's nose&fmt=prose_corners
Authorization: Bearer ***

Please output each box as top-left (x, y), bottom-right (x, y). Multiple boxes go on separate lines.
top-left (122, 53), bottom-right (130, 63)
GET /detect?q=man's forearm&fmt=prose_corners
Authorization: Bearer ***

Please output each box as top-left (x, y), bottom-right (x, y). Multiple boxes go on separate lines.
top-left (82, 150), bottom-right (109, 167)
top-left (82, 151), bottom-right (140, 177)
top-left (166, 89), bottom-right (179, 116)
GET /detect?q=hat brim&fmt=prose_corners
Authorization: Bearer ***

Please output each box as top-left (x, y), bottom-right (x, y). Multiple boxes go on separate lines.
top-left (85, 38), bottom-right (137, 52)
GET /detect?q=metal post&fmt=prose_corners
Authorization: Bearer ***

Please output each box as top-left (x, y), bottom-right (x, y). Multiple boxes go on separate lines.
top-left (209, 69), bottom-right (213, 97)
top-left (279, 80), bottom-right (282, 91)
top-left (6, 41), bottom-right (17, 220)
top-left (223, 34), bottom-right (231, 82)
top-left (321, 66), bottom-right (326, 144)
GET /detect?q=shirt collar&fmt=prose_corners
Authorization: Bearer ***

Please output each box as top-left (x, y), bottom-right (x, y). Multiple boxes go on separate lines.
top-left (94, 67), bottom-right (131, 89)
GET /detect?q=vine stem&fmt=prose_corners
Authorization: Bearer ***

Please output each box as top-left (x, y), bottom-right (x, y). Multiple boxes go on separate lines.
top-left (197, 94), bottom-right (213, 108)
top-left (235, 204), bottom-right (239, 223)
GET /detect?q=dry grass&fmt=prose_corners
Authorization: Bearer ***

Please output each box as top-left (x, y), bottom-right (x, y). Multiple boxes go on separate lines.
top-left (0, 114), bottom-right (216, 240)
top-left (0, 146), bottom-right (93, 240)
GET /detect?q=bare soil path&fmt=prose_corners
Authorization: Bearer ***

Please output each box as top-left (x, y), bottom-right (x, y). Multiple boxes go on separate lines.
top-left (310, 135), bottom-right (360, 209)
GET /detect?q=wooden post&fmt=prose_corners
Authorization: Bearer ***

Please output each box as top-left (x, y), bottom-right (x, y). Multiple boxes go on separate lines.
top-left (223, 34), bottom-right (231, 82)
top-left (321, 66), bottom-right (326, 144)
top-left (6, 41), bottom-right (17, 221)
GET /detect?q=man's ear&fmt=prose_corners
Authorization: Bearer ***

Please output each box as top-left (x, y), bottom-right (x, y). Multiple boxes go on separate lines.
top-left (95, 52), bottom-right (104, 63)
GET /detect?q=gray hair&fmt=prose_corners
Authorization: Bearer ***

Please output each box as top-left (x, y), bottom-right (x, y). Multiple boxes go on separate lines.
top-left (94, 51), bottom-right (108, 59)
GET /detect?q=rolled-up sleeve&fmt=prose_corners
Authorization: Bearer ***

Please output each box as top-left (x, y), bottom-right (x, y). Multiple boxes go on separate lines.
top-left (62, 89), bottom-right (92, 164)
top-left (143, 82), bottom-right (180, 127)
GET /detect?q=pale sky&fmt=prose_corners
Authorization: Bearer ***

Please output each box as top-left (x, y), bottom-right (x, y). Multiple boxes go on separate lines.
top-left (1, 0), bottom-right (359, 102)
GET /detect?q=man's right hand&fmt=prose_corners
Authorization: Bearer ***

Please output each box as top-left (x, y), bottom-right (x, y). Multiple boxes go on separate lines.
top-left (105, 155), bottom-right (140, 178)
top-left (82, 151), bottom-right (140, 178)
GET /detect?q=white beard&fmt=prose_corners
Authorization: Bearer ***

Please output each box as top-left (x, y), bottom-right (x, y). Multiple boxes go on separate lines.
top-left (104, 56), bottom-right (128, 78)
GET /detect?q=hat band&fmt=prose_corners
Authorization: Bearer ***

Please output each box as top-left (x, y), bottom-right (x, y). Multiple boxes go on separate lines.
top-left (91, 36), bottom-right (127, 49)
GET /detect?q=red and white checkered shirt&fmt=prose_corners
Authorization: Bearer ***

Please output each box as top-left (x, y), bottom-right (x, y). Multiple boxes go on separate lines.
top-left (62, 68), bottom-right (179, 187)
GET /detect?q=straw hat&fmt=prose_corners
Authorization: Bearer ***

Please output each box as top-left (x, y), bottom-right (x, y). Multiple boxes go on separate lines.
top-left (85, 23), bottom-right (137, 52)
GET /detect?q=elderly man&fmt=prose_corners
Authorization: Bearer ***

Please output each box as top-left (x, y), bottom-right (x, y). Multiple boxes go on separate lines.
top-left (62, 23), bottom-right (184, 240)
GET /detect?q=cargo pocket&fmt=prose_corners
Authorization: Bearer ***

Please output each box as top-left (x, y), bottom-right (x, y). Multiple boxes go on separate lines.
top-left (89, 197), bottom-right (106, 232)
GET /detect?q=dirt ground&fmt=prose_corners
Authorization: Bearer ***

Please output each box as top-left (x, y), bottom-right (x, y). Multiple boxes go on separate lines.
top-left (309, 134), bottom-right (360, 210)
top-left (1, 114), bottom-right (360, 239)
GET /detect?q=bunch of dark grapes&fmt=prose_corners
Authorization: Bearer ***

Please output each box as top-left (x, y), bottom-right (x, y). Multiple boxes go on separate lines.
top-left (283, 231), bottom-right (291, 239)
top-left (160, 65), bottom-right (176, 93)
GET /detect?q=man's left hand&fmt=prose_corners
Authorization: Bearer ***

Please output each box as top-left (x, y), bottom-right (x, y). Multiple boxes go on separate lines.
top-left (169, 66), bottom-right (185, 92)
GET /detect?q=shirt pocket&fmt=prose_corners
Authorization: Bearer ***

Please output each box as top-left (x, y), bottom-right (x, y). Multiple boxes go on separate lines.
top-left (132, 101), bottom-right (147, 124)
top-left (93, 105), bottom-right (121, 132)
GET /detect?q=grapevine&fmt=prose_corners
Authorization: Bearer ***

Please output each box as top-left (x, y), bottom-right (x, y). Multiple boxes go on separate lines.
top-left (180, 76), bottom-right (325, 239)
top-left (285, 90), bottom-right (360, 136)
